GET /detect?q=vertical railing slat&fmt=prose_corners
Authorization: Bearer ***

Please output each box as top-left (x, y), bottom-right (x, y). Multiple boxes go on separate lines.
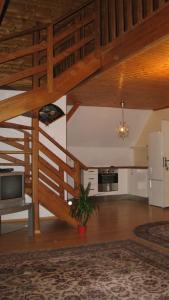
top-left (24, 132), bottom-right (30, 185)
top-left (100, 0), bottom-right (109, 45)
top-left (124, 0), bottom-right (133, 31)
top-left (116, 0), bottom-right (124, 36)
top-left (95, 0), bottom-right (101, 50)
top-left (32, 116), bottom-right (40, 234)
top-left (146, 0), bottom-right (154, 16)
top-left (110, 0), bottom-right (117, 39)
top-left (159, 0), bottom-right (166, 8)
top-left (47, 24), bottom-right (54, 93)
top-left (137, 0), bottom-right (143, 23)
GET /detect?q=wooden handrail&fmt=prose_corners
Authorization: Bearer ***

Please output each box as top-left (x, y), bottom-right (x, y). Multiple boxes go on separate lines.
top-left (0, 122), bottom-right (33, 130)
top-left (53, 34), bottom-right (95, 66)
top-left (0, 42), bottom-right (47, 65)
top-left (0, 63), bottom-right (47, 87)
top-left (0, 135), bottom-right (25, 150)
top-left (0, 153), bottom-right (25, 164)
top-left (53, 14), bottom-right (95, 46)
top-left (39, 142), bottom-right (76, 177)
top-left (39, 159), bottom-right (78, 198)
top-left (39, 172), bottom-right (63, 195)
top-left (39, 157), bottom-right (64, 182)
top-left (39, 127), bottom-right (88, 170)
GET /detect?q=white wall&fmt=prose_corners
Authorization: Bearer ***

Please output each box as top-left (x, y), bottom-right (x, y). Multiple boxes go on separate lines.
top-left (67, 106), bottom-right (151, 166)
top-left (68, 146), bottom-right (132, 167)
top-left (0, 90), bottom-right (66, 220)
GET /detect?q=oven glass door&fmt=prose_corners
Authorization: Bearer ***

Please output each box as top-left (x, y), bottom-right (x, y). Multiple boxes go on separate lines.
top-left (98, 173), bottom-right (118, 192)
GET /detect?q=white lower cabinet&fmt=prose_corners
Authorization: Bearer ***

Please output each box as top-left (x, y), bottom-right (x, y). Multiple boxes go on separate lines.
top-left (128, 169), bottom-right (148, 197)
top-left (82, 168), bottom-right (148, 197)
top-left (82, 168), bottom-right (98, 196)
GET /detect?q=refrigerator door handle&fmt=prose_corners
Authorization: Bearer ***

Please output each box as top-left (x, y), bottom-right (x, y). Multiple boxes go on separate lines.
top-left (163, 157), bottom-right (165, 168)
top-left (163, 156), bottom-right (169, 171)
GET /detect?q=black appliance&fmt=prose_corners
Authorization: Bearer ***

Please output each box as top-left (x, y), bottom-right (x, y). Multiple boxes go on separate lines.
top-left (98, 168), bottom-right (118, 192)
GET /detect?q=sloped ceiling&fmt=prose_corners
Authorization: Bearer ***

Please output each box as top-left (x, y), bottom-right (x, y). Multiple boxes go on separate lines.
top-left (67, 106), bottom-right (152, 148)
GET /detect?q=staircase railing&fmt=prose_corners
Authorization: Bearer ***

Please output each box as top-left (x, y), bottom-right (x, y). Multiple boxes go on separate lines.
top-left (100, 0), bottom-right (169, 46)
top-left (39, 127), bottom-right (87, 199)
top-left (0, 0), bottom-right (99, 90)
top-left (0, 121), bottom-right (88, 221)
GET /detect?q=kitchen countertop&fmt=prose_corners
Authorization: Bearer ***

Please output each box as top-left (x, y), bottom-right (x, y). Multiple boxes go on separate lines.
top-left (88, 166), bottom-right (148, 169)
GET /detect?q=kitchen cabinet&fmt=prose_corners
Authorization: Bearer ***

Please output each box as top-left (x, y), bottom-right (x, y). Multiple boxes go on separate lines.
top-left (82, 168), bottom-right (98, 196)
top-left (82, 167), bottom-right (148, 197)
top-left (128, 169), bottom-right (148, 197)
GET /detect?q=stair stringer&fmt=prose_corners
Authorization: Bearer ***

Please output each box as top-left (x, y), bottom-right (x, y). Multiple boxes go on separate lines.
top-left (38, 181), bottom-right (78, 228)
top-left (0, 53), bottom-right (101, 122)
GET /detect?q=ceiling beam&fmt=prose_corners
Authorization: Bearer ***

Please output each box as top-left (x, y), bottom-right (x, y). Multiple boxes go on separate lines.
top-left (66, 102), bottom-right (80, 122)
top-left (0, 0), bottom-right (9, 25)
top-left (102, 3), bottom-right (169, 68)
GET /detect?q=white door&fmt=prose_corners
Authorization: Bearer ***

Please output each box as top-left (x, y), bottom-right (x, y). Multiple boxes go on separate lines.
top-left (161, 120), bottom-right (169, 207)
top-left (148, 131), bottom-right (163, 180)
top-left (149, 179), bottom-right (164, 207)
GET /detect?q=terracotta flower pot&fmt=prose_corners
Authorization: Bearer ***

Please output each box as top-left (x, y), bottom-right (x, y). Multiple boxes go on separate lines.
top-left (78, 225), bottom-right (87, 234)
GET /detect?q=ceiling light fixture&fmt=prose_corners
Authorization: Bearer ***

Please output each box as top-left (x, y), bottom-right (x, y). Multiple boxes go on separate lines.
top-left (117, 100), bottom-right (129, 139)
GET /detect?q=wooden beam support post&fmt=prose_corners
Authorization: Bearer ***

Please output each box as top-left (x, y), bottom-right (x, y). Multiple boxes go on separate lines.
top-left (47, 24), bottom-right (54, 93)
top-left (66, 101), bottom-right (80, 122)
top-left (32, 29), bottom-right (40, 234)
top-left (24, 132), bottom-right (31, 185)
top-left (32, 114), bottom-right (40, 234)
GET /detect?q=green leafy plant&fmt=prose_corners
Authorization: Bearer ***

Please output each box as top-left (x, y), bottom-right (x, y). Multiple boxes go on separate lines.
top-left (70, 183), bottom-right (97, 226)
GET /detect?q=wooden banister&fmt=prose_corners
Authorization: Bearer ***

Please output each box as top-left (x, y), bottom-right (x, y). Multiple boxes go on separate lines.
top-left (39, 127), bottom-right (88, 170)
top-left (0, 122), bottom-right (33, 130)
top-left (38, 142), bottom-right (76, 177)
top-left (53, 14), bottom-right (95, 46)
top-left (39, 172), bottom-right (63, 195)
top-left (0, 42), bottom-right (47, 65)
top-left (39, 159), bottom-right (78, 198)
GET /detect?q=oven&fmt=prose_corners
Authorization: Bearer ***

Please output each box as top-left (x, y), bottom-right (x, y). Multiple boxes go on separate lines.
top-left (98, 168), bottom-right (118, 192)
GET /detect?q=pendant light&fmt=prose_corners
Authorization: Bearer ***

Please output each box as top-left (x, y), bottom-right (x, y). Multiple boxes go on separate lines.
top-left (117, 100), bottom-right (129, 139)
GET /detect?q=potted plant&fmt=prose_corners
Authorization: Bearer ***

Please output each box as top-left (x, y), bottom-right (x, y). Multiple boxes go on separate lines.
top-left (70, 183), bottom-right (97, 234)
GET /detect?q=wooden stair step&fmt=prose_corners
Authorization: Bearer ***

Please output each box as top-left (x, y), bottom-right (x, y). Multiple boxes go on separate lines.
top-left (38, 182), bottom-right (77, 227)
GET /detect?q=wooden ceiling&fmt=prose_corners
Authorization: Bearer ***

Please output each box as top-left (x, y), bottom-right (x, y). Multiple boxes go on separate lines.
top-left (68, 36), bottom-right (169, 110)
top-left (0, 0), bottom-right (86, 38)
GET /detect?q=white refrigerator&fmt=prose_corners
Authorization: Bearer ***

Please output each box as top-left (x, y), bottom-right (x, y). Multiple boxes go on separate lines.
top-left (148, 120), bottom-right (169, 208)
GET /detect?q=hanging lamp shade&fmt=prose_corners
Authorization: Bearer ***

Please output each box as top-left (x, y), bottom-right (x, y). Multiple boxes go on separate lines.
top-left (39, 104), bottom-right (65, 125)
top-left (117, 100), bottom-right (129, 139)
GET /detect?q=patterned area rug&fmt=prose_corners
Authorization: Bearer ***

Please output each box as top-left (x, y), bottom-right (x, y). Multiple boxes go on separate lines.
top-left (134, 221), bottom-right (169, 248)
top-left (1, 240), bottom-right (169, 299)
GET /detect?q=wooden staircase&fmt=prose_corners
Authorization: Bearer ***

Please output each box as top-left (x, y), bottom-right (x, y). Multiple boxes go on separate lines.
top-left (0, 122), bottom-right (88, 229)
top-left (0, 0), bottom-right (101, 122)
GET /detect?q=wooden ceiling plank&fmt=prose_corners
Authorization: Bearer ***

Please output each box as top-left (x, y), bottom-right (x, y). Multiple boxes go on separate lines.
top-left (0, 63), bottom-right (47, 87)
top-left (0, 0), bottom-right (9, 25)
top-left (0, 41), bottom-right (47, 64)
